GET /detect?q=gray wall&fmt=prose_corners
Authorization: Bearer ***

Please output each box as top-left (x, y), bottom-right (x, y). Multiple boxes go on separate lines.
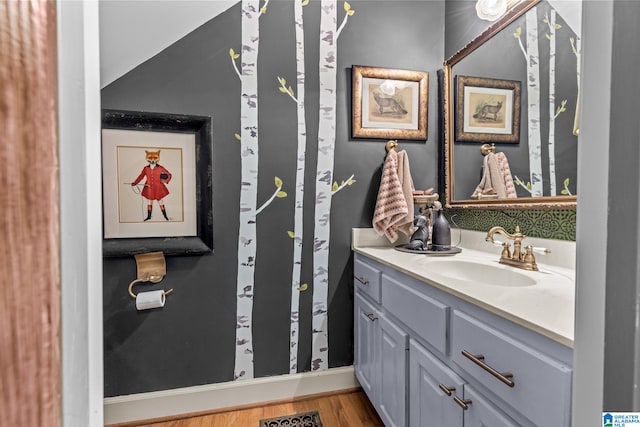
top-left (603, 0), bottom-right (640, 412)
top-left (573, 1), bottom-right (610, 423)
top-left (102, 0), bottom-right (444, 397)
top-left (445, 0), bottom-right (495, 59)
top-left (574, 0), bottom-right (640, 422)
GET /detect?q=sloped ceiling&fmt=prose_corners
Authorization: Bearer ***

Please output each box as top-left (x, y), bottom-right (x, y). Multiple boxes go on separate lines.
top-left (99, 0), bottom-right (237, 88)
top-left (547, 0), bottom-right (582, 36)
top-left (98, 1), bottom-right (581, 89)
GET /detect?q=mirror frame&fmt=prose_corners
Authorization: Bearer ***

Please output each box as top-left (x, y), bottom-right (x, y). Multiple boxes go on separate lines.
top-left (443, 0), bottom-right (577, 210)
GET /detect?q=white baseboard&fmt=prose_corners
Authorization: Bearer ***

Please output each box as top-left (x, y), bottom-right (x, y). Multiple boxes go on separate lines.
top-left (104, 366), bottom-right (358, 425)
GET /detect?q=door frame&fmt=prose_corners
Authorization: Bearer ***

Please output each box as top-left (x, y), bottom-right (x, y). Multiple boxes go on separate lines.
top-left (58, 1), bottom-right (104, 426)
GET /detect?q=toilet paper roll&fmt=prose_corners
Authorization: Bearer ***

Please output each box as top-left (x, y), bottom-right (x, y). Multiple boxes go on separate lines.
top-left (136, 290), bottom-right (166, 311)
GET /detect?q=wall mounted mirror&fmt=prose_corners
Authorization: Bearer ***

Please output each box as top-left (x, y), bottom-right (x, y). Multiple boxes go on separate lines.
top-left (443, 0), bottom-right (581, 209)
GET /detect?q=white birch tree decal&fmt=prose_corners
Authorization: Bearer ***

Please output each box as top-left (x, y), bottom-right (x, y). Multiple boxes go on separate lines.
top-left (514, 174), bottom-right (533, 195)
top-left (562, 32), bottom-right (580, 197)
top-left (559, 34), bottom-right (581, 197)
top-left (570, 34), bottom-right (581, 138)
top-left (311, 0), bottom-right (355, 372)
top-left (514, 8), bottom-right (543, 197)
top-left (277, 0), bottom-right (310, 375)
top-left (545, 11), bottom-right (557, 196)
top-left (545, 10), bottom-right (567, 196)
top-left (562, 177), bottom-right (572, 196)
top-left (230, 1), bottom-right (288, 380)
top-left (232, 0), bottom-right (261, 382)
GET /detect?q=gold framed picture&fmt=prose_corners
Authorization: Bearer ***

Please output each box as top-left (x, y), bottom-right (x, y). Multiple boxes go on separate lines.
top-left (352, 65), bottom-right (429, 140)
top-left (455, 75), bottom-right (521, 143)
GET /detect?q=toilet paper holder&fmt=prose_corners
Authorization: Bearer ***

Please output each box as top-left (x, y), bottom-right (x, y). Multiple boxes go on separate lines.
top-left (128, 251), bottom-right (173, 299)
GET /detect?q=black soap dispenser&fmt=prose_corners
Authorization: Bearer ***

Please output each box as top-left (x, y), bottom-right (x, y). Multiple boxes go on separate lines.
top-left (431, 208), bottom-right (451, 251)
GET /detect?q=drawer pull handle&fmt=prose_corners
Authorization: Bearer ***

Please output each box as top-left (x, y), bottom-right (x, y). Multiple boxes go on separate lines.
top-left (438, 384), bottom-right (455, 396)
top-left (461, 350), bottom-right (515, 388)
top-left (355, 276), bottom-right (369, 286)
top-left (453, 396), bottom-right (472, 410)
top-left (366, 313), bottom-right (378, 321)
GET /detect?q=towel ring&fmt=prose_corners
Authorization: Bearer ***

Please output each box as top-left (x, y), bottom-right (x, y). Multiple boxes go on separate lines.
top-left (128, 278), bottom-right (174, 299)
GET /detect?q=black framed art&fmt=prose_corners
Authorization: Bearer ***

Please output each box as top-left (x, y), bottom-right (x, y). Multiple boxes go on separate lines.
top-left (101, 109), bottom-right (213, 257)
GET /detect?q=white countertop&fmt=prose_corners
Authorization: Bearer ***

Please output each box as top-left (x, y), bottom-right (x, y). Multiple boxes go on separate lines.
top-left (352, 228), bottom-right (576, 348)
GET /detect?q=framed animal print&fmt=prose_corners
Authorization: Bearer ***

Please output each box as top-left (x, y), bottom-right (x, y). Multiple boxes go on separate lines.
top-left (455, 75), bottom-right (521, 143)
top-left (352, 65), bottom-right (429, 140)
top-left (101, 110), bottom-right (213, 257)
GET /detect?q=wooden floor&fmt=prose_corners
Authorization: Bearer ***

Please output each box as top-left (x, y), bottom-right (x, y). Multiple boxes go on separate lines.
top-left (129, 390), bottom-right (384, 427)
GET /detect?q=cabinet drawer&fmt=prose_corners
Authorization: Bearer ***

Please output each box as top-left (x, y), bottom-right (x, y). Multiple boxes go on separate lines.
top-left (354, 258), bottom-right (382, 303)
top-left (451, 310), bottom-right (572, 426)
top-left (382, 274), bottom-right (449, 355)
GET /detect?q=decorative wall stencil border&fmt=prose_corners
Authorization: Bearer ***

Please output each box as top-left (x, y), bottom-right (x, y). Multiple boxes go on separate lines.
top-left (445, 208), bottom-right (576, 241)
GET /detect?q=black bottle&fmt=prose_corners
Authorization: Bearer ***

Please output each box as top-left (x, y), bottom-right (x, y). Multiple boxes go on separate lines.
top-left (431, 209), bottom-right (451, 251)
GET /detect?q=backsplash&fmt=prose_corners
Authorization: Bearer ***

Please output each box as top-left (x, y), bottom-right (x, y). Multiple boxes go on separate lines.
top-left (445, 208), bottom-right (576, 241)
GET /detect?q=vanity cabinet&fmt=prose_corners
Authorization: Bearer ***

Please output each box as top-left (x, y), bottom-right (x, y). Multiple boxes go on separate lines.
top-left (353, 254), bottom-right (573, 427)
top-left (354, 275), bottom-right (408, 427)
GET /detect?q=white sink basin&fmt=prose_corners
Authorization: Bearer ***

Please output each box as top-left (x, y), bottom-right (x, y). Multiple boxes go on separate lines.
top-left (425, 259), bottom-right (537, 287)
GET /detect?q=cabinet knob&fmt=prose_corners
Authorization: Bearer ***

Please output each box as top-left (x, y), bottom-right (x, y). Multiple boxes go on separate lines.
top-left (366, 313), bottom-right (378, 322)
top-left (355, 276), bottom-right (369, 285)
top-left (438, 384), bottom-right (456, 396)
top-left (453, 396), bottom-right (472, 410)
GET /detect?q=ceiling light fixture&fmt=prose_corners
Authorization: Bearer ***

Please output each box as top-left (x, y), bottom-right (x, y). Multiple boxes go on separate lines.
top-left (476, 0), bottom-right (521, 21)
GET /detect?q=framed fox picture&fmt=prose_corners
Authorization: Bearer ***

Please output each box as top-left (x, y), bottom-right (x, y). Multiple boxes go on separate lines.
top-left (455, 75), bottom-right (521, 143)
top-left (101, 110), bottom-right (213, 257)
top-left (352, 65), bottom-right (429, 140)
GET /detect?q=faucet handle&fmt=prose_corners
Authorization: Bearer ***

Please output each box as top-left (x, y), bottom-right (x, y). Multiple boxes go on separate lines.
top-left (532, 247), bottom-right (551, 255)
top-left (523, 246), bottom-right (536, 264)
top-left (500, 242), bottom-right (511, 259)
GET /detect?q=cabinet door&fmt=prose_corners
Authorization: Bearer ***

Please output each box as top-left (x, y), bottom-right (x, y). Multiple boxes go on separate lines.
top-left (354, 294), bottom-right (378, 402)
top-left (409, 339), bottom-right (464, 427)
top-left (452, 310), bottom-right (571, 426)
top-left (464, 386), bottom-right (520, 427)
top-left (377, 312), bottom-right (408, 427)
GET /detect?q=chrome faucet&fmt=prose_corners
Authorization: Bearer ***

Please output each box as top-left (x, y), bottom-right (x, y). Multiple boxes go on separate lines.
top-left (485, 225), bottom-right (538, 271)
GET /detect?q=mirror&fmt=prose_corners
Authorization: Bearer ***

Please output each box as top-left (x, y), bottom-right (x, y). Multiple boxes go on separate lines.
top-left (443, 0), bottom-right (581, 209)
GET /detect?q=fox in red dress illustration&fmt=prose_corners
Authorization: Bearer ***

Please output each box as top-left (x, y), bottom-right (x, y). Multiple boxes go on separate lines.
top-left (131, 150), bottom-right (172, 221)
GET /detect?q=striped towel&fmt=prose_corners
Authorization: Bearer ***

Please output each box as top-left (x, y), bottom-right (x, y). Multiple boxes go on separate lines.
top-left (472, 152), bottom-right (506, 199)
top-left (373, 150), bottom-right (415, 242)
top-left (471, 152), bottom-right (517, 199)
top-left (496, 152), bottom-right (517, 198)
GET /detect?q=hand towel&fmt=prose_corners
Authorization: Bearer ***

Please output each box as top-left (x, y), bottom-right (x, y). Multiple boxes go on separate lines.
top-left (472, 152), bottom-right (507, 199)
top-left (372, 150), bottom-right (413, 242)
top-left (395, 150), bottom-right (416, 237)
top-left (495, 152), bottom-right (517, 198)
top-left (486, 152), bottom-right (507, 198)
top-left (472, 154), bottom-right (492, 198)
